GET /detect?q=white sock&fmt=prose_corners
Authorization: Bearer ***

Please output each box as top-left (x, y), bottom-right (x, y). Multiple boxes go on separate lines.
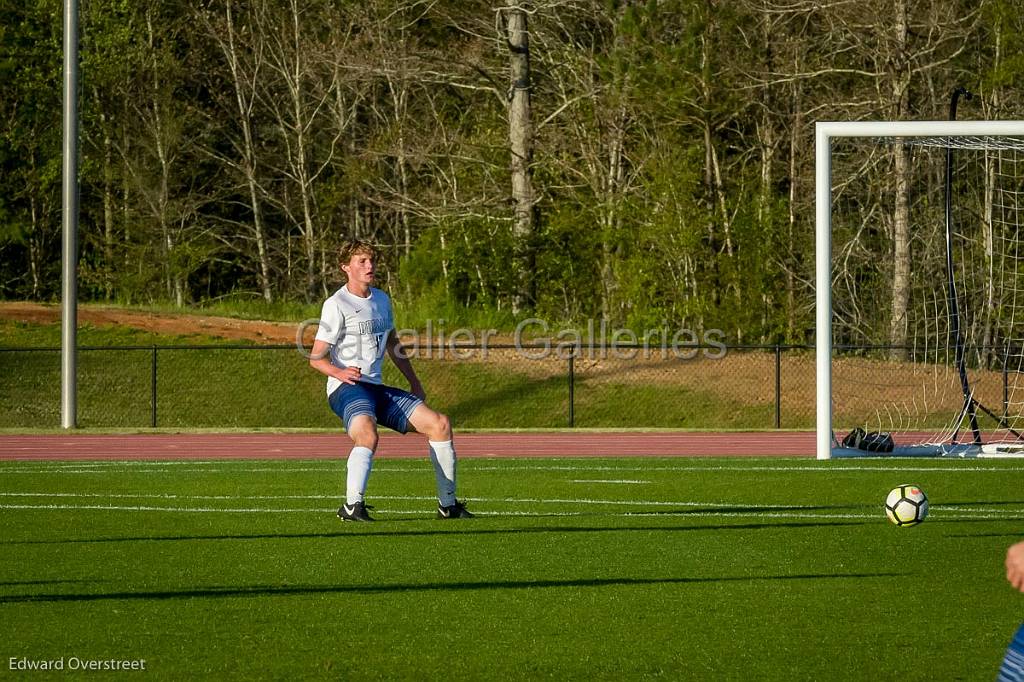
top-left (346, 446), bottom-right (374, 505)
top-left (428, 440), bottom-right (457, 507)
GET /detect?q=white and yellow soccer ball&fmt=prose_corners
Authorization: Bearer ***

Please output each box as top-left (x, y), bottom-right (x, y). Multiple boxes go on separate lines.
top-left (885, 484), bottom-right (929, 527)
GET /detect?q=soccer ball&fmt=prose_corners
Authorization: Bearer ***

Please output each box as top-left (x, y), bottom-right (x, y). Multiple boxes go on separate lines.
top-left (885, 484), bottom-right (929, 527)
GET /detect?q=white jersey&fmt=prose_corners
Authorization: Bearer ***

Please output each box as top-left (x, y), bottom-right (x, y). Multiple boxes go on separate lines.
top-left (315, 285), bottom-right (393, 395)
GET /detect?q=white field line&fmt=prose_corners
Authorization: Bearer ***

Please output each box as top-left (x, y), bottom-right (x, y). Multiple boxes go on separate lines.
top-left (0, 492), bottom-right (341, 501)
top-left (0, 464), bottom-right (339, 471)
top-left (0, 492), bottom-right (1022, 518)
top-left (458, 465), bottom-right (1024, 473)
top-left (570, 479), bottom-right (652, 484)
top-left (0, 502), bottom-right (1021, 521)
top-left (0, 491), bottom-right (965, 511)
top-left (937, 506), bottom-right (1024, 514)
top-left (3, 462), bottom-right (1024, 474)
top-left (0, 458), bottom-right (992, 467)
top-left (0, 492), bottom-right (846, 508)
top-left (0, 504), bottom-right (324, 513)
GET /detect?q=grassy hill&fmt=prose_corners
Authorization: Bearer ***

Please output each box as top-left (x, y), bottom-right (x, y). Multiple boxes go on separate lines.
top-left (5, 310), bottom-right (1009, 433)
top-left (0, 319), bottom-right (787, 431)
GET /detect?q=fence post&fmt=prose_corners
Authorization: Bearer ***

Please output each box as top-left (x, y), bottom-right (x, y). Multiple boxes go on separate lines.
top-left (774, 344), bottom-right (782, 429)
top-left (151, 345), bottom-right (158, 428)
top-left (568, 351), bottom-right (575, 428)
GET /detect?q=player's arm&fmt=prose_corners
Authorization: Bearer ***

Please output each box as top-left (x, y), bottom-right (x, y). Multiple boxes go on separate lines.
top-left (1008, 541), bottom-right (1024, 592)
top-left (308, 339), bottom-right (361, 385)
top-left (385, 330), bottom-right (425, 400)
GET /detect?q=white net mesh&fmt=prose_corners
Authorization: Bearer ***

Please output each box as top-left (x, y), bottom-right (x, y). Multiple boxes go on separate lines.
top-left (896, 135), bottom-right (1024, 152)
top-left (831, 136), bottom-right (1024, 454)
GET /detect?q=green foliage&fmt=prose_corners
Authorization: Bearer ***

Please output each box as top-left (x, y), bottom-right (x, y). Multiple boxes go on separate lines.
top-left (398, 219), bottom-right (523, 321)
top-left (533, 203), bottom-right (605, 323)
top-left (0, 0), bottom-right (62, 298)
top-left (0, 0), bottom-right (1015, 343)
top-left (981, 0), bottom-right (1024, 93)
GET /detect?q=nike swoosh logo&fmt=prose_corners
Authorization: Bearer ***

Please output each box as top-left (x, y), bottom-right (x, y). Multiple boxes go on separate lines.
top-left (343, 504), bottom-right (355, 515)
top-left (353, 308), bottom-right (363, 314)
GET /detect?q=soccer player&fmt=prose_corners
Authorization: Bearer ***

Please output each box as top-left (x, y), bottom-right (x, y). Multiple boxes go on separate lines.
top-left (308, 239), bottom-right (472, 522)
top-left (999, 540), bottom-right (1024, 681)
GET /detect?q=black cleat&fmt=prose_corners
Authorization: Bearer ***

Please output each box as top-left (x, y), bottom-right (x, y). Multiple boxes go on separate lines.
top-left (437, 499), bottom-right (474, 519)
top-left (337, 501), bottom-right (374, 522)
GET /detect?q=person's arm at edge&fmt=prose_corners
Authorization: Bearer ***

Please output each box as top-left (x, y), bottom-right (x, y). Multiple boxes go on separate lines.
top-left (385, 330), bottom-right (425, 400)
top-left (1008, 541), bottom-right (1024, 592)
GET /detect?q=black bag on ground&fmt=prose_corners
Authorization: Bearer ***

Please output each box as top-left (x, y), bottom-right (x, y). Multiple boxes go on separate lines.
top-left (842, 427), bottom-right (894, 453)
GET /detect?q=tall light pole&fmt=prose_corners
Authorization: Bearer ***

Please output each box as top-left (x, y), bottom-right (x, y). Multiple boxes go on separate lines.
top-left (61, 0), bottom-right (79, 429)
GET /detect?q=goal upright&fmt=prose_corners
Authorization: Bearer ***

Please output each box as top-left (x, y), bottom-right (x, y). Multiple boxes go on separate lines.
top-left (816, 120), bottom-right (1024, 459)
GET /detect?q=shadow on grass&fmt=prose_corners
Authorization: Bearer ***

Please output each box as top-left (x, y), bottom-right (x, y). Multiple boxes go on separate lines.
top-left (0, 572), bottom-right (904, 604)
top-left (940, 500), bottom-right (1024, 507)
top-left (931, 518), bottom-right (1024, 525)
top-left (625, 503), bottom-right (872, 515)
top-left (2, 518), bottom-right (872, 546)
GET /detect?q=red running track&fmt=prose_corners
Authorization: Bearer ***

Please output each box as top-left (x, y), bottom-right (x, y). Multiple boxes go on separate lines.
top-left (0, 432), bottom-right (814, 460)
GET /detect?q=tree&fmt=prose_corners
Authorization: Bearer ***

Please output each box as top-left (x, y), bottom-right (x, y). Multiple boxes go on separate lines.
top-left (254, 0), bottom-right (338, 301)
top-left (503, 2), bottom-right (537, 313)
top-left (196, 0), bottom-right (275, 302)
top-left (0, 0), bottom-right (62, 299)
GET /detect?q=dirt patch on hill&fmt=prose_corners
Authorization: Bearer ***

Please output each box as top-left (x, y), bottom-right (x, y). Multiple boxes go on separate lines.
top-left (0, 302), bottom-right (520, 347)
top-left (0, 302), bottom-right (300, 344)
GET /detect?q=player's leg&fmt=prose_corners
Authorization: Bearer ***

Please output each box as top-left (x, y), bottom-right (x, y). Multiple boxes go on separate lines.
top-left (407, 403), bottom-right (473, 518)
top-left (343, 414), bottom-right (378, 502)
top-left (328, 383), bottom-right (378, 521)
top-left (407, 402), bottom-right (451, 441)
top-left (374, 385), bottom-right (473, 519)
top-left (408, 403), bottom-right (454, 502)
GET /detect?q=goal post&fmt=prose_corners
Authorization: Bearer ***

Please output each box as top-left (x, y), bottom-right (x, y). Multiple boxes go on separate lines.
top-left (815, 120), bottom-right (1024, 460)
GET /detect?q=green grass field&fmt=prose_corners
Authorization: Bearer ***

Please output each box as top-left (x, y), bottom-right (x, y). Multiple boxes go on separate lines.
top-left (2, 456), bottom-right (1022, 679)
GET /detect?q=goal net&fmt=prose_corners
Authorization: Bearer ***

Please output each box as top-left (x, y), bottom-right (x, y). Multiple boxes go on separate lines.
top-left (816, 120), bottom-right (1024, 459)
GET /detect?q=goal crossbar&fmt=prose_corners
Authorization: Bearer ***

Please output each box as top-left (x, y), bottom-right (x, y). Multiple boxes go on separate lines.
top-left (815, 120), bottom-right (1024, 460)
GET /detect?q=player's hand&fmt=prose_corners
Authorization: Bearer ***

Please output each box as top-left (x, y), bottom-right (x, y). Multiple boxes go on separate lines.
top-left (1008, 541), bottom-right (1024, 592)
top-left (339, 366), bottom-right (362, 385)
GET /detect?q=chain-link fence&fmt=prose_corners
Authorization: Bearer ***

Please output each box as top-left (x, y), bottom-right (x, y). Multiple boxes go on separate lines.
top-left (2, 343), bottom-right (1019, 430)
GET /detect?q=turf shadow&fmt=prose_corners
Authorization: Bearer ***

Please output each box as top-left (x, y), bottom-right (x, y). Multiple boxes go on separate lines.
top-left (941, 500), bottom-right (1024, 507)
top-left (0, 572), bottom-right (905, 605)
top-left (929, 517), bottom-right (1024, 525)
top-left (1, 519), bottom-right (872, 546)
top-left (625, 503), bottom-right (870, 515)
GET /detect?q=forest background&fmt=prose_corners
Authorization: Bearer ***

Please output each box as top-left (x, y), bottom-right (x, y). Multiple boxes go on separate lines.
top-left (2, 0), bottom-right (1023, 346)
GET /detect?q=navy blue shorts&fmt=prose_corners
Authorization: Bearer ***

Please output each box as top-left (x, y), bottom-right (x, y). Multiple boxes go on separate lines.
top-left (328, 381), bottom-right (423, 434)
top-left (999, 622), bottom-right (1024, 682)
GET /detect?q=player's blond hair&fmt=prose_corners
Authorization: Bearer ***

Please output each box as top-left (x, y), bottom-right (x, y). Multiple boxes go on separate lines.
top-left (338, 239), bottom-right (378, 275)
